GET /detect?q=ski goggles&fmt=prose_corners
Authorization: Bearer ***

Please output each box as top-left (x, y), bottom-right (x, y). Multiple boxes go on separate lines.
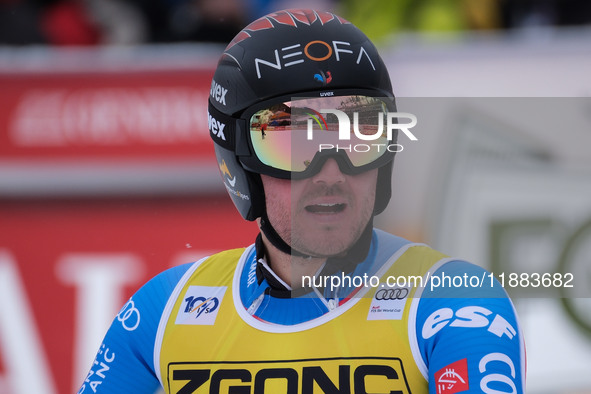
top-left (210, 90), bottom-right (398, 179)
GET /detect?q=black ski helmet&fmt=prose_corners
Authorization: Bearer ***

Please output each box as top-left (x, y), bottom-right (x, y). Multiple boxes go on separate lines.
top-left (208, 9), bottom-right (396, 222)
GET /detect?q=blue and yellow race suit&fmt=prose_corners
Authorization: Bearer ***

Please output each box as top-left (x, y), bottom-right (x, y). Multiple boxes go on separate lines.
top-left (79, 230), bottom-right (525, 393)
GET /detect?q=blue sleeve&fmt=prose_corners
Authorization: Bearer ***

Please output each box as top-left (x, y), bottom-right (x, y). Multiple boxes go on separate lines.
top-left (415, 261), bottom-right (525, 394)
top-left (77, 263), bottom-right (192, 394)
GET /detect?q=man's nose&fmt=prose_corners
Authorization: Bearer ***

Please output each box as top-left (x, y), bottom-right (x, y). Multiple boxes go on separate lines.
top-left (311, 158), bottom-right (345, 185)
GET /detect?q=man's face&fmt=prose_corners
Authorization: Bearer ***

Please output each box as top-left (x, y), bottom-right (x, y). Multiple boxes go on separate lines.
top-left (261, 159), bottom-right (378, 257)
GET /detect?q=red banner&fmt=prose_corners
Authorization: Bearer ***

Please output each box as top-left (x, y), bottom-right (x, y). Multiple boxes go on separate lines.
top-left (0, 69), bottom-right (214, 161)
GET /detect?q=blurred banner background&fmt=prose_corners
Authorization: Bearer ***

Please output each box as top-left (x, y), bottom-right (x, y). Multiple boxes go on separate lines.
top-left (0, 1), bottom-right (590, 393)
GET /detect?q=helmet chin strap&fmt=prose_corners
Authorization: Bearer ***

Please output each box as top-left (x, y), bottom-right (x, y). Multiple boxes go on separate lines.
top-left (258, 210), bottom-right (374, 272)
top-left (259, 211), bottom-right (315, 258)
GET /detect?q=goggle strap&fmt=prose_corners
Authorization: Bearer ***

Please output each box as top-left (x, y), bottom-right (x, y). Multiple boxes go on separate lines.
top-left (208, 101), bottom-right (236, 151)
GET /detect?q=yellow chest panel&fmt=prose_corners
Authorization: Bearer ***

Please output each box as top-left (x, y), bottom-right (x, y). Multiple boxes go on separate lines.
top-left (157, 245), bottom-right (447, 393)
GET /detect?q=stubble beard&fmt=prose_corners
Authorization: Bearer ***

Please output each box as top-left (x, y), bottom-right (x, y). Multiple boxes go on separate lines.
top-left (267, 184), bottom-right (375, 258)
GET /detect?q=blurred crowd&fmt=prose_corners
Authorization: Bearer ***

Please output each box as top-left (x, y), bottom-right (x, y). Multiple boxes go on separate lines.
top-left (0, 0), bottom-right (590, 46)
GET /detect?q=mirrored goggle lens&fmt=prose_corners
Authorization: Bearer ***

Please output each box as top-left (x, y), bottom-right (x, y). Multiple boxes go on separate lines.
top-left (249, 96), bottom-right (394, 173)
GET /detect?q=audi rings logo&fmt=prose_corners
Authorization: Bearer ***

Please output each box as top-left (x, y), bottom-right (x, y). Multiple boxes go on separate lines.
top-left (375, 288), bottom-right (409, 301)
top-left (117, 299), bottom-right (141, 331)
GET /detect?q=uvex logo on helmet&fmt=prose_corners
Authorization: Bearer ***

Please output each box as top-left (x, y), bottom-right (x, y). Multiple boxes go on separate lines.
top-left (210, 79), bottom-right (228, 106)
top-left (208, 110), bottom-right (226, 141)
